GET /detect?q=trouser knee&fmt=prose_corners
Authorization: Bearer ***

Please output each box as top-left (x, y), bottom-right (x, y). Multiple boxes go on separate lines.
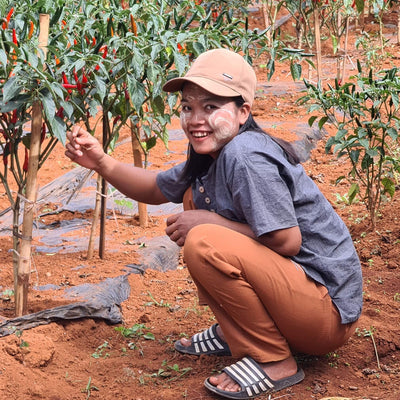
top-left (183, 224), bottom-right (208, 270)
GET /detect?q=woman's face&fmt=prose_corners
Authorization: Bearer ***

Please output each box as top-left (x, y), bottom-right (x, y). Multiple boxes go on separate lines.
top-left (180, 83), bottom-right (250, 158)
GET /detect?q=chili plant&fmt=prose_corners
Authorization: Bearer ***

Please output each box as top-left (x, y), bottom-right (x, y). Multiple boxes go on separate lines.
top-left (1, 0), bottom-right (271, 259)
top-left (300, 63), bottom-right (400, 228)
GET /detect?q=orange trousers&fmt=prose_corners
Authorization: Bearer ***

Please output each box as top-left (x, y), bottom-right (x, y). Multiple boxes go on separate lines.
top-left (182, 190), bottom-right (357, 363)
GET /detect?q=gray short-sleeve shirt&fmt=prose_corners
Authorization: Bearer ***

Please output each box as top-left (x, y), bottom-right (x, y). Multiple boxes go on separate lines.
top-left (156, 130), bottom-right (363, 324)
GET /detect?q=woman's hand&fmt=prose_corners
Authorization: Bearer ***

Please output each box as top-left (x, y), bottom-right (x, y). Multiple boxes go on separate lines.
top-left (65, 125), bottom-right (106, 172)
top-left (166, 210), bottom-right (217, 247)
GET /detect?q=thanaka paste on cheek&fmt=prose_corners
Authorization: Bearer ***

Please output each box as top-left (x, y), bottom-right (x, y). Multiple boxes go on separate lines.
top-left (209, 108), bottom-right (236, 140)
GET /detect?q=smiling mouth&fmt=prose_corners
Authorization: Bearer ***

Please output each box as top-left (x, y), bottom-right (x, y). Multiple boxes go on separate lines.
top-left (191, 131), bottom-right (210, 138)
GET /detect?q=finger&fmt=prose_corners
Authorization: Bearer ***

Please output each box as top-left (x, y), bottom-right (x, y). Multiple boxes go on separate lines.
top-left (165, 224), bottom-right (176, 236)
top-left (166, 214), bottom-right (178, 226)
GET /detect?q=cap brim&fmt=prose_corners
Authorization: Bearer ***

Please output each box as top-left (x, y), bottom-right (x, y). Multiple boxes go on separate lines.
top-left (163, 76), bottom-right (241, 99)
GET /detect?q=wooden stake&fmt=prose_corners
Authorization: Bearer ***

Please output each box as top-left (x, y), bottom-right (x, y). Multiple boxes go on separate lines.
top-left (99, 113), bottom-right (110, 259)
top-left (341, 17), bottom-right (350, 83)
top-left (397, 5), bottom-right (400, 44)
top-left (15, 14), bottom-right (50, 316)
top-left (313, 8), bottom-right (322, 82)
top-left (14, 103), bottom-right (42, 316)
top-left (130, 121), bottom-right (148, 228)
top-left (87, 174), bottom-right (102, 259)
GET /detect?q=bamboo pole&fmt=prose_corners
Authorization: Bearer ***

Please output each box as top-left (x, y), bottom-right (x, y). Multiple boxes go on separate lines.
top-left (398, 8), bottom-right (400, 44)
top-left (87, 174), bottom-right (102, 259)
top-left (99, 113), bottom-right (110, 259)
top-left (261, 2), bottom-right (271, 47)
top-left (130, 121), bottom-right (148, 228)
top-left (313, 8), bottom-right (322, 82)
top-left (15, 13), bottom-right (50, 316)
top-left (341, 17), bottom-right (350, 83)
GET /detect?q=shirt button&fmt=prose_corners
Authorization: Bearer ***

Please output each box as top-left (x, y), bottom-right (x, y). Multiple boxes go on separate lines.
top-left (199, 186), bottom-right (205, 193)
top-left (205, 197), bottom-right (211, 204)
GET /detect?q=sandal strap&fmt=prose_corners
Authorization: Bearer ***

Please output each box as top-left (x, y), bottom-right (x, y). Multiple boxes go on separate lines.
top-left (223, 357), bottom-right (274, 397)
top-left (192, 324), bottom-right (227, 354)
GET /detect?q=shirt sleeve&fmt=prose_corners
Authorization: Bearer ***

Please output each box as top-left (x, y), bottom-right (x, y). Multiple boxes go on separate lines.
top-left (155, 162), bottom-right (190, 204)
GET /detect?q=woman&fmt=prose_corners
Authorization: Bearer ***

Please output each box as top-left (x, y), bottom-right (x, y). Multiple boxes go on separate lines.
top-left (65, 48), bottom-right (363, 399)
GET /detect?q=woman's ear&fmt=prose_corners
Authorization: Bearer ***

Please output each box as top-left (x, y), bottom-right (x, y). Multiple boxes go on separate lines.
top-left (239, 103), bottom-right (251, 125)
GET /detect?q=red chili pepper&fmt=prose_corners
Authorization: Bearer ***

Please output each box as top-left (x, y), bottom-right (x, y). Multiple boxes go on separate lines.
top-left (102, 46), bottom-right (108, 59)
top-left (12, 29), bottom-right (18, 46)
top-left (73, 69), bottom-right (82, 91)
top-left (81, 71), bottom-right (88, 86)
top-left (113, 115), bottom-right (121, 125)
top-left (23, 147), bottom-right (29, 171)
top-left (56, 107), bottom-right (64, 118)
top-left (130, 15), bottom-right (137, 36)
top-left (95, 46), bottom-right (108, 71)
top-left (62, 72), bottom-right (69, 85)
top-left (6, 7), bottom-right (14, 25)
top-left (28, 21), bottom-right (34, 39)
top-left (62, 83), bottom-right (78, 90)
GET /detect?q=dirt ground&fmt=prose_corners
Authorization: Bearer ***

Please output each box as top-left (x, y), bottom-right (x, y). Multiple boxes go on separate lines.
top-left (0, 6), bottom-right (400, 400)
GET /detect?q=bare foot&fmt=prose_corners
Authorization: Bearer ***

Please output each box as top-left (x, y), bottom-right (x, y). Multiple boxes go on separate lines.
top-left (208, 355), bottom-right (298, 393)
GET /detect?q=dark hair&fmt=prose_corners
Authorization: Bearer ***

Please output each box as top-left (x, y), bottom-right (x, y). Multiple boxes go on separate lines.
top-left (181, 96), bottom-right (301, 183)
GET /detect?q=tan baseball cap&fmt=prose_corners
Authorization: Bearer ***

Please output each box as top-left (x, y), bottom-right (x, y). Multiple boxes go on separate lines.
top-left (162, 48), bottom-right (257, 106)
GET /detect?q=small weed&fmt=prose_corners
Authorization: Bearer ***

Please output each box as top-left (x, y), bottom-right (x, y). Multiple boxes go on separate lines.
top-left (0, 289), bottom-right (14, 301)
top-left (394, 293), bottom-right (400, 302)
top-left (152, 360), bottom-right (192, 382)
top-left (115, 323), bottom-right (155, 355)
top-left (334, 192), bottom-right (351, 205)
top-left (184, 298), bottom-right (205, 317)
top-left (326, 352), bottom-right (340, 368)
top-left (356, 326), bottom-right (381, 370)
top-left (81, 377), bottom-right (99, 399)
top-left (145, 291), bottom-right (171, 308)
top-left (14, 330), bottom-right (29, 348)
top-left (91, 341), bottom-right (110, 359)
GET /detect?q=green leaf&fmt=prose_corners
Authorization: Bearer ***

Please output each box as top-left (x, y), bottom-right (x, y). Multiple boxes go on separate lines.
top-left (355, 0), bottom-right (365, 14)
top-left (48, 116), bottom-right (66, 145)
top-left (382, 177), bottom-right (395, 198)
top-left (290, 62), bottom-right (302, 81)
top-left (173, 52), bottom-right (188, 75)
top-left (387, 127), bottom-right (398, 140)
top-left (3, 77), bottom-right (22, 103)
top-left (318, 116), bottom-right (329, 130)
top-left (41, 92), bottom-right (56, 119)
top-left (94, 75), bottom-right (106, 102)
top-left (308, 115), bottom-right (318, 127)
top-left (0, 49), bottom-right (7, 68)
top-left (127, 75), bottom-right (146, 112)
top-left (331, 35), bottom-right (338, 55)
top-left (348, 183), bottom-right (360, 204)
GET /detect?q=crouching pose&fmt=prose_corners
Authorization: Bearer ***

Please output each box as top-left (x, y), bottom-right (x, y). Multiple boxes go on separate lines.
top-left (65, 48), bottom-right (363, 399)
